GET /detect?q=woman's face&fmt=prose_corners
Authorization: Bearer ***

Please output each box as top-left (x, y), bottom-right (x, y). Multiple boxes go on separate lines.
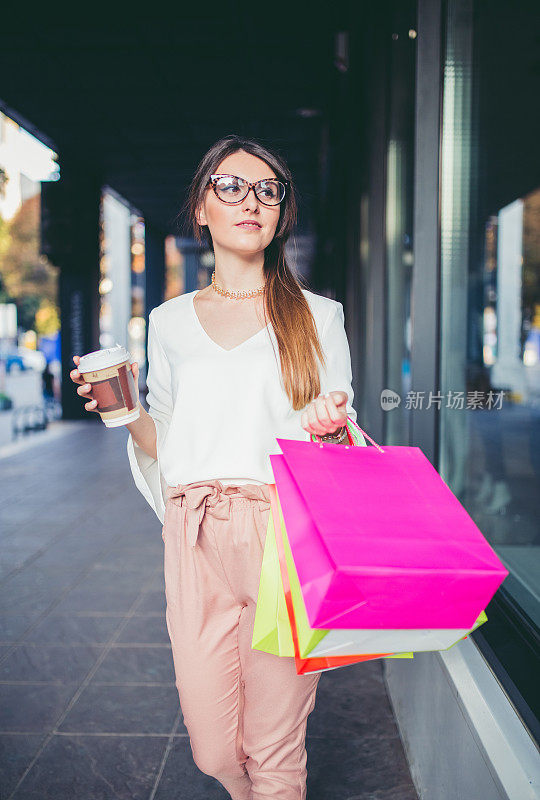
top-left (196, 150), bottom-right (281, 257)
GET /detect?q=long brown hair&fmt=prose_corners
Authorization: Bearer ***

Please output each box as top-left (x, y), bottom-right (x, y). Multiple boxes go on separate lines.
top-left (182, 135), bottom-right (327, 411)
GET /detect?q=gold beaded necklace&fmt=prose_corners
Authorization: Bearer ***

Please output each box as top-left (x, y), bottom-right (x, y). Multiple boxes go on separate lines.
top-left (211, 270), bottom-right (266, 300)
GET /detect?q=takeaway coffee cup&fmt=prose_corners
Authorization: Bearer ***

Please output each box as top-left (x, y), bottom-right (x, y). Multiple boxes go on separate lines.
top-left (77, 344), bottom-right (140, 428)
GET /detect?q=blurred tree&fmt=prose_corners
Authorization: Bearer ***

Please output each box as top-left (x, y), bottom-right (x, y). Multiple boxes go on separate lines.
top-left (0, 194), bottom-right (59, 331)
top-left (35, 297), bottom-right (60, 335)
top-left (0, 213), bottom-right (10, 280)
top-left (0, 215), bottom-right (15, 304)
top-left (17, 295), bottom-right (42, 332)
top-left (0, 271), bottom-right (12, 304)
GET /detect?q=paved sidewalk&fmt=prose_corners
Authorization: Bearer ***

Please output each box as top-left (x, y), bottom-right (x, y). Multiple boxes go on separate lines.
top-left (0, 421), bottom-right (418, 799)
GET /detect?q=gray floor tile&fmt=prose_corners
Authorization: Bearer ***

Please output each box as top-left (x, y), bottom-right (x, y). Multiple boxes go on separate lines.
top-left (135, 590), bottom-right (166, 614)
top-left (0, 584), bottom-right (60, 616)
top-left (306, 736), bottom-right (418, 799)
top-left (53, 586), bottom-right (141, 614)
top-left (0, 683), bottom-right (77, 732)
top-left (153, 738), bottom-right (230, 799)
top-left (58, 684), bottom-right (180, 734)
top-left (309, 661), bottom-right (400, 739)
top-left (91, 646), bottom-right (174, 684)
top-left (11, 734), bottom-right (166, 800)
top-left (0, 546), bottom-right (40, 577)
top-left (0, 733), bottom-right (45, 800)
top-left (31, 547), bottom-right (102, 571)
top-left (92, 550), bottom-right (162, 572)
top-left (0, 614), bottom-right (44, 644)
top-left (75, 567), bottom-right (150, 594)
top-left (0, 644), bottom-right (103, 683)
top-left (0, 503), bottom-right (41, 526)
top-left (148, 571), bottom-right (166, 591)
top-left (24, 614), bottom-right (124, 645)
top-left (115, 614), bottom-right (170, 645)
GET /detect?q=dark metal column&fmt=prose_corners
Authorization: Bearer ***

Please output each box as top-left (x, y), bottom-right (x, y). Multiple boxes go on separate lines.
top-left (357, 9), bottom-right (389, 441)
top-left (144, 222), bottom-right (166, 319)
top-left (409, 0), bottom-right (443, 463)
top-left (41, 161), bottom-right (102, 421)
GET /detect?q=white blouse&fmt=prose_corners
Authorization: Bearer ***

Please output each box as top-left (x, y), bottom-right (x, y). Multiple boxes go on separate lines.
top-left (126, 287), bottom-right (363, 524)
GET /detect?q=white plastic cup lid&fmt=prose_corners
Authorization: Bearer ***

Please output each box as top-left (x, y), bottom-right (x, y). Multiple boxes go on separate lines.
top-left (78, 343), bottom-right (131, 374)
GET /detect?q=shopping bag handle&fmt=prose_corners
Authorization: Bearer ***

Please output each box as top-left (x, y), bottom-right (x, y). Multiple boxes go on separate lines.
top-left (312, 415), bottom-right (385, 452)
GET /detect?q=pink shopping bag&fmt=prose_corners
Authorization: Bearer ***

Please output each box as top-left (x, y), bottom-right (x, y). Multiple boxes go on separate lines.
top-left (270, 421), bottom-right (508, 630)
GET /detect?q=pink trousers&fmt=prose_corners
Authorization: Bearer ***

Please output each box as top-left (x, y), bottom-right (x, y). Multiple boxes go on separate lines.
top-left (162, 479), bottom-right (321, 800)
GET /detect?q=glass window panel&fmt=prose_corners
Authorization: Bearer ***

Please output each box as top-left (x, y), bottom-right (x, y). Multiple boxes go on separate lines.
top-left (384, 0), bottom-right (416, 444)
top-left (440, 0), bottom-right (540, 635)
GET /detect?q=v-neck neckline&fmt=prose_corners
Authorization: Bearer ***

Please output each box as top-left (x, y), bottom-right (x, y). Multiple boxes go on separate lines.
top-left (191, 290), bottom-right (271, 353)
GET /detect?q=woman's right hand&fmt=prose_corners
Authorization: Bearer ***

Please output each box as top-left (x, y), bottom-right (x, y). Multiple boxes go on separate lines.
top-left (69, 356), bottom-right (140, 414)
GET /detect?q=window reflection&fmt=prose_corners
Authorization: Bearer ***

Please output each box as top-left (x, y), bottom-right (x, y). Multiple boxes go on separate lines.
top-left (440, 0), bottom-right (540, 632)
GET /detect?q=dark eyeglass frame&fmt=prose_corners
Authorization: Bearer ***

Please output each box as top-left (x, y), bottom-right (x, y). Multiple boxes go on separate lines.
top-left (206, 173), bottom-right (289, 206)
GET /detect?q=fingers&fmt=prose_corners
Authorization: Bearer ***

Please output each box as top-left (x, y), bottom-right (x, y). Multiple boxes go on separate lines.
top-left (323, 392), bottom-right (345, 424)
top-left (84, 397), bottom-right (98, 411)
top-left (305, 396), bottom-right (331, 435)
top-left (76, 381), bottom-right (97, 410)
top-left (82, 388), bottom-right (98, 411)
top-left (302, 391), bottom-right (347, 436)
top-left (307, 396), bottom-right (330, 435)
top-left (76, 382), bottom-right (91, 397)
top-left (70, 355), bottom-right (84, 385)
top-left (332, 390), bottom-right (348, 409)
top-left (71, 356), bottom-right (98, 412)
top-left (302, 400), bottom-right (324, 435)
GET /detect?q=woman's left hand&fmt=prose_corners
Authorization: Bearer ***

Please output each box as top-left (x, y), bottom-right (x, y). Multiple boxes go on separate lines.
top-left (301, 390), bottom-right (348, 437)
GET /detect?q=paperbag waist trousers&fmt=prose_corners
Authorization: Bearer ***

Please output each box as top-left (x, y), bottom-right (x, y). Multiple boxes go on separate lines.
top-left (162, 479), bottom-right (321, 800)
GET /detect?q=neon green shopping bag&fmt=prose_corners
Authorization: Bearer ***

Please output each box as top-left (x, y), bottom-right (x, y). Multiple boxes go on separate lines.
top-left (252, 510), bottom-right (294, 656)
top-left (253, 485), bottom-right (487, 659)
top-left (278, 499), bottom-right (413, 660)
top-left (277, 483), bottom-right (487, 657)
top-left (252, 500), bottom-right (412, 659)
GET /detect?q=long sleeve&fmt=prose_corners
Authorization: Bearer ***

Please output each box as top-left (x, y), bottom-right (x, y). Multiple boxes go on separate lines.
top-left (126, 310), bottom-right (173, 524)
top-left (319, 301), bottom-right (366, 445)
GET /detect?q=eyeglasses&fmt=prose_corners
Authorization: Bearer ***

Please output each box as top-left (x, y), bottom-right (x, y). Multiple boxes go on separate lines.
top-left (206, 174), bottom-right (289, 206)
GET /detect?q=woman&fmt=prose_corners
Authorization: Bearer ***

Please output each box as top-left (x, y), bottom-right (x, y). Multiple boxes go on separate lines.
top-left (70, 135), bottom-right (360, 799)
